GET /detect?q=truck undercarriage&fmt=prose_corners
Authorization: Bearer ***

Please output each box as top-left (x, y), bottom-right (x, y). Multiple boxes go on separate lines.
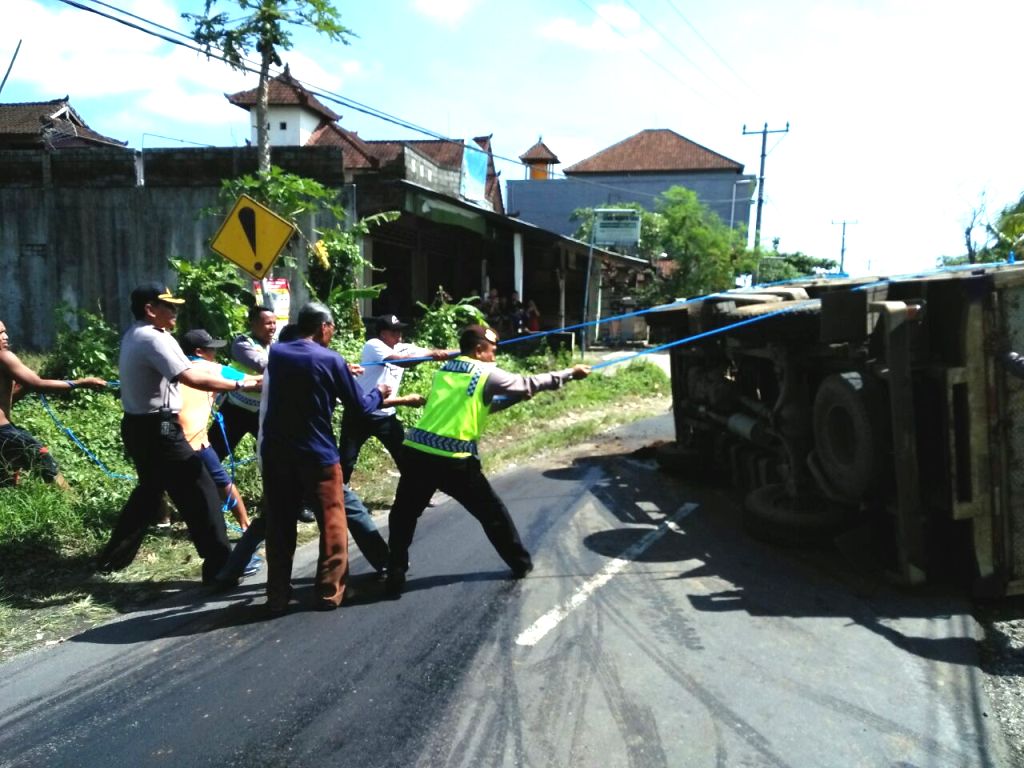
top-left (646, 265), bottom-right (1024, 596)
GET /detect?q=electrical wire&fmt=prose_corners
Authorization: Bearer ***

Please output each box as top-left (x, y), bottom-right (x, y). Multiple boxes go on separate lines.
top-left (572, 0), bottom-right (717, 107)
top-left (618, 0), bottom-right (737, 99)
top-left (51, 0), bottom-right (751, 211)
top-left (658, 0), bottom-right (757, 95)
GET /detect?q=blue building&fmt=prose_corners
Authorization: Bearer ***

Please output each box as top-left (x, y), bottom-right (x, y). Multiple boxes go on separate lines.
top-left (507, 129), bottom-right (755, 240)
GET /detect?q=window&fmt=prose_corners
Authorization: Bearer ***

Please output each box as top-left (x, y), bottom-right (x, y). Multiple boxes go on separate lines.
top-left (279, 121), bottom-right (287, 130)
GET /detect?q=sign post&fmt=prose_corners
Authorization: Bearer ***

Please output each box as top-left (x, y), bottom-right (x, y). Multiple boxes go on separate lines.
top-left (210, 194), bottom-right (297, 280)
top-left (582, 209), bottom-right (641, 355)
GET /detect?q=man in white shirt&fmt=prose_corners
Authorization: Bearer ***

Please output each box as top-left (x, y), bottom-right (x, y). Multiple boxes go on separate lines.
top-left (96, 283), bottom-right (261, 583)
top-left (339, 314), bottom-right (452, 482)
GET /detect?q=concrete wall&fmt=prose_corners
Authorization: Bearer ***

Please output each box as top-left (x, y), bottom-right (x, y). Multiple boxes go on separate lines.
top-left (0, 146), bottom-right (343, 349)
top-left (506, 171), bottom-right (756, 238)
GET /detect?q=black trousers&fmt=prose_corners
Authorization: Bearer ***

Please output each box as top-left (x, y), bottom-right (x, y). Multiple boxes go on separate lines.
top-left (339, 411), bottom-right (406, 481)
top-left (386, 447), bottom-right (532, 576)
top-left (98, 414), bottom-right (230, 581)
top-left (0, 423), bottom-right (60, 485)
top-left (210, 400), bottom-right (260, 461)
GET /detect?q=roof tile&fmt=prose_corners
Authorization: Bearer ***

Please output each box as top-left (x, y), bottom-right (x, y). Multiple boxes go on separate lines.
top-left (226, 65), bottom-right (340, 122)
top-left (564, 129), bottom-right (742, 174)
top-left (0, 98), bottom-right (126, 147)
top-left (519, 139), bottom-right (559, 164)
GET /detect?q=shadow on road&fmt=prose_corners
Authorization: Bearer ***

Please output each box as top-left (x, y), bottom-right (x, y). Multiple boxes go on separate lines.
top-left (557, 448), bottom-right (989, 670)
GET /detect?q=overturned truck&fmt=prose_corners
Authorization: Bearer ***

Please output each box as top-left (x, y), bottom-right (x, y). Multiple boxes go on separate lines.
top-left (646, 264), bottom-right (1024, 596)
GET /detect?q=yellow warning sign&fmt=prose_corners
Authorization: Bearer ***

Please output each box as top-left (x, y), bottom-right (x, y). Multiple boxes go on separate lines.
top-left (210, 194), bottom-right (296, 280)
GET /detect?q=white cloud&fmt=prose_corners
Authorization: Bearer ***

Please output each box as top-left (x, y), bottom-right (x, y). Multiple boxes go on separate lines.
top-left (539, 4), bottom-right (657, 52)
top-left (412, 0), bottom-right (477, 25)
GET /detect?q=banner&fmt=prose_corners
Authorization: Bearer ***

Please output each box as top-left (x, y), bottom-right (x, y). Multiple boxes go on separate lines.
top-left (253, 278), bottom-right (291, 339)
top-left (460, 143), bottom-right (488, 204)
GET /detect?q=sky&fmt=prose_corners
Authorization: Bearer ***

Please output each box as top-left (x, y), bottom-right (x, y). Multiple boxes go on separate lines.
top-left (4, 0), bottom-right (1023, 277)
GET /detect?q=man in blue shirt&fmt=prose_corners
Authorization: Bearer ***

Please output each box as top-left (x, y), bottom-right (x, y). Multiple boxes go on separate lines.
top-left (261, 302), bottom-right (391, 614)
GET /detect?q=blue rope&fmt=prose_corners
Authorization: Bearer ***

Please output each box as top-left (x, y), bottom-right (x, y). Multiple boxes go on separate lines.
top-left (589, 300), bottom-right (818, 371)
top-left (36, 393), bottom-right (135, 481)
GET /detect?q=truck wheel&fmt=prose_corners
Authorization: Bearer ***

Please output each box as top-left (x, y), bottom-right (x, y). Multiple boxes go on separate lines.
top-left (812, 372), bottom-right (887, 501)
top-left (743, 483), bottom-right (848, 547)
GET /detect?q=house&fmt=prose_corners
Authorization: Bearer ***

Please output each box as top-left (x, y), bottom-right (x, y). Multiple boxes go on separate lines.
top-left (0, 97), bottom-right (126, 150)
top-left (225, 69), bottom-right (646, 338)
top-left (506, 128), bottom-right (755, 238)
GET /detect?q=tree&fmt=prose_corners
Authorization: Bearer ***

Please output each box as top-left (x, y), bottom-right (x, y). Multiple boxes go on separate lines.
top-left (569, 202), bottom-right (664, 262)
top-left (748, 249), bottom-right (837, 284)
top-left (185, 0), bottom-right (351, 172)
top-left (988, 191), bottom-right (1024, 263)
top-left (212, 166), bottom-right (397, 337)
top-left (655, 186), bottom-right (743, 299)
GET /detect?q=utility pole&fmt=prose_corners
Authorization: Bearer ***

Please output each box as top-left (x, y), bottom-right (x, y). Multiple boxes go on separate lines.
top-left (832, 219), bottom-right (858, 273)
top-left (742, 121), bottom-right (789, 250)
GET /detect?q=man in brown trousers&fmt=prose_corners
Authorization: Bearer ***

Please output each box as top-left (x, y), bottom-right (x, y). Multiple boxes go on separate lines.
top-left (260, 302), bottom-right (390, 613)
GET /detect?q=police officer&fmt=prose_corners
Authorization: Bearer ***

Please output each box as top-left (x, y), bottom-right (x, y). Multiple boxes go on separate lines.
top-left (96, 283), bottom-right (261, 583)
top-left (210, 304), bottom-right (275, 462)
top-left (384, 324), bottom-right (591, 597)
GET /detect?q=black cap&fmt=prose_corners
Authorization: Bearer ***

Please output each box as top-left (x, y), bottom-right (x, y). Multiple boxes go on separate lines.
top-left (181, 328), bottom-right (226, 351)
top-left (375, 314), bottom-right (408, 331)
top-left (131, 281), bottom-right (184, 316)
top-left (460, 324), bottom-right (499, 352)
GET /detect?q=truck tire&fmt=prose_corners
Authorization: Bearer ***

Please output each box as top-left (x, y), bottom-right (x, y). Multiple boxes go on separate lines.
top-left (812, 372), bottom-right (887, 501)
top-left (742, 483), bottom-right (848, 547)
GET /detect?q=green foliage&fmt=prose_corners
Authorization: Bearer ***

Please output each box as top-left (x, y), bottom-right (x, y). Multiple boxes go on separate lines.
top-left (41, 305), bottom-right (120, 381)
top-left (185, 0), bottom-right (350, 69)
top-left (746, 250), bottom-right (838, 284)
top-left (571, 187), bottom-right (753, 305)
top-left (168, 256), bottom-right (251, 340)
top-left (413, 289), bottom-right (485, 349)
top-left (570, 202), bottom-right (664, 261)
top-left (656, 186), bottom-right (744, 298)
top-left (215, 167), bottom-right (397, 338)
top-left (987, 191), bottom-right (1024, 262)
top-left (185, 0), bottom-right (351, 171)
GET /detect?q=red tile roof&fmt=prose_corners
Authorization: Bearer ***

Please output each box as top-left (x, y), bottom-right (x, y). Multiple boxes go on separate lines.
top-left (307, 122), bottom-right (380, 169)
top-left (564, 129), bottom-right (742, 174)
top-left (519, 139), bottom-right (559, 164)
top-left (226, 65), bottom-right (340, 122)
top-left (0, 98), bottom-right (126, 148)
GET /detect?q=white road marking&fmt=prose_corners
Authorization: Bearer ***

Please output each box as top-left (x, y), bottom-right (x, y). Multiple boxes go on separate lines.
top-left (515, 503), bottom-right (699, 647)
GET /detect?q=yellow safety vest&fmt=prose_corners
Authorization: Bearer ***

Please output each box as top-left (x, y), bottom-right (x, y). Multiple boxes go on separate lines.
top-left (404, 356), bottom-right (491, 459)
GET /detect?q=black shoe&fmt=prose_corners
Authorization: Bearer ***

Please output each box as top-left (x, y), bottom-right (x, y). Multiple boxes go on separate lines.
top-left (510, 562), bottom-right (534, 579)
top-left (384, 572), bottom-right (405, 599)
top-left (298, 507), bottom-right (316, 524)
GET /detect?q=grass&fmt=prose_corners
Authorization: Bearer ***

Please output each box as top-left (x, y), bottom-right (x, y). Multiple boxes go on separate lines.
top-left (0, 353), bottom-right (669, 662)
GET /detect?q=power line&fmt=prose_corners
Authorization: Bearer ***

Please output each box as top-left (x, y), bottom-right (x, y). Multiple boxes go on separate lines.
top-left (50, 0), bottom-right (728, 209)
top-left (53, 0), bottom-right (669, 204)
top-left (572, 0), bottom-right (716, 107)
top-left (658, 0), bottom-right (756, 95)
top-left (618, 0), bottom-right (736, 99)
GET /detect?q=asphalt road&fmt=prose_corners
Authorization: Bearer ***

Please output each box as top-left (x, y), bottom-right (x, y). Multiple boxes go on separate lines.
top-left (0, 415), bottom-right (1011, 767)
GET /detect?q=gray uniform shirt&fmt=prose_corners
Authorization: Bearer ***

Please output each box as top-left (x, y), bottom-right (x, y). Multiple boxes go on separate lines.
top-left (225, 333), bottom-right (269, 412)
top-left (119, 321), bottom-right (190, 415)
top-left (481, 365), bottom-right (576, 412)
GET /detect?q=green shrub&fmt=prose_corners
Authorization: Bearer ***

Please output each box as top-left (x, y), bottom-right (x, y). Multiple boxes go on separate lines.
top-left (41, 305), bottom-right (120, 381)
